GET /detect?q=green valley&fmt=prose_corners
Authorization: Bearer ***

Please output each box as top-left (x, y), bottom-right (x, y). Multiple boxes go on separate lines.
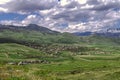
top-left (0, 24), bottom-right (120, 80)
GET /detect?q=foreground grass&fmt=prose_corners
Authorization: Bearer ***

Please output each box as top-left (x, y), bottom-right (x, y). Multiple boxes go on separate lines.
top-left (0, 43), bottom-right (120, 80)
top-left (0, 59), bottom-right (120, 80)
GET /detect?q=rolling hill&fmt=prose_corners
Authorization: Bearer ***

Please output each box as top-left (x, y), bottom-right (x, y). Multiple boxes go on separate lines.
top-left (0, 24), bottom-right (120, 45)
top-left (0, 24), bottom-right (120, 80)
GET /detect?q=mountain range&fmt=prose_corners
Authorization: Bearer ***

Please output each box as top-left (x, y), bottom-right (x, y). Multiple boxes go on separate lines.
top-left (73, 31), bottom-right (120, 38)
top-left (1, 24), bottom-right (120, 37)
top-left (0, 24), bottom-right (59, 34)
top-left (0, 24), bottom-right (120, 46)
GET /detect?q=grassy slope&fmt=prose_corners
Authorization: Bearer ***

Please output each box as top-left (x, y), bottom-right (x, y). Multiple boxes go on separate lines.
top-left (0, 43), bottom-right (43, 63)
top-left (0, 43), bottom-right (119, 80)
top-left (0, 30), bottom-right (80, 44)
top-left (0, 29), bottom-right (119, 45)
top-left (0, 29), bottom-right (120, 80)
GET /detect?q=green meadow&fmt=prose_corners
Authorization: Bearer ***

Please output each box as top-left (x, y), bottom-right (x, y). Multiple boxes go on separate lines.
top-left (0, 28), bottom-right (119, 80)
top-left (0, 43), bottom-right (119, 80)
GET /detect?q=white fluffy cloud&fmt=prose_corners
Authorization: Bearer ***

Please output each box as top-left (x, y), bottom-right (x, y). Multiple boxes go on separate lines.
top-left (0, 0), bottom-right (120, 32)
top-left (22, 15), bottom-right (38, 25)
top-left (0, 0), bottom-right (11, 4)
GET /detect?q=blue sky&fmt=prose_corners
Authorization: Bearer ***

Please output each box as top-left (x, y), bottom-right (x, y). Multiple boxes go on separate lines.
top-left (0, 0), bottom-right (120, 32)
top-left (0, 12), bottom-right (27, 20)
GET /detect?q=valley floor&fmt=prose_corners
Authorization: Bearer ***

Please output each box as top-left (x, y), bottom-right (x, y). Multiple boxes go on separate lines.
top-left (0, 43), bottom-right (120, 80)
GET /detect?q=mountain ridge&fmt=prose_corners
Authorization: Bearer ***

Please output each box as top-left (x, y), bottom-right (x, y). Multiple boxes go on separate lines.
top-left (0, 24), bottom-right (59, 34)
top-left (73, 31), bottom-right (120, 38)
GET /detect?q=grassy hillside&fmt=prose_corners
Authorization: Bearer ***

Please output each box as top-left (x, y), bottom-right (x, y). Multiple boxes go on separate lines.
top-left (0, 43), bottom-right (120, 80)
top-left (0, 29), bottom-right (120, 46)
top-left (0, 26), bottom-right (120, 80)
top-left (0, 30), bottom-right (80, 44)
top-left (0, 43), bottom-right (43, 63)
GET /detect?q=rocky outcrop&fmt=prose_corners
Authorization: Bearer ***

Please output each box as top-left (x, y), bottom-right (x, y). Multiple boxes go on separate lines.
top-left (8, 60), bottom-right (50, 65)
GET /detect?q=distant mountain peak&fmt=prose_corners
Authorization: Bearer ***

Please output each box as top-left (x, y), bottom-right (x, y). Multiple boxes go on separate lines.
top-left (107, 28), bottom-right (120, 33)
top-left (0, 24), bottom-right (59, 34)
top-left (28, 24), bottom-right (39, 28)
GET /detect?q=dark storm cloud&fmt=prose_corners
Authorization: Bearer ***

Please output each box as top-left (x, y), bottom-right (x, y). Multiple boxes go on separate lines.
top-left (90, 2), bottom-right (120, 11)
top-left (62, 1), bottom-right (84, 9)
top-left (86, 0), bottom-right (100, 5)
top-left (2, 0), bottom-right (57, 12)
top-left (52, 10), bottom-right (91, 22)
top-left (64, 1), bottom-right (79, 9)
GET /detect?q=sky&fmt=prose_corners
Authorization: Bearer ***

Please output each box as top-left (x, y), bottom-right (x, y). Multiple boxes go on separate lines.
top-left (0, 0), bottom-right (120, 32)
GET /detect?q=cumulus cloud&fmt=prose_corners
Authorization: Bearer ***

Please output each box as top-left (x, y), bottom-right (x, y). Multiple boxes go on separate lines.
top-left (22, 15), bottom-right (39, 25)
top-left (0, 0), bottom-right (120, 32)
top-left (0, 0), bottom-right (58, 13)
top-left (0, 0), bottom-right (11, 4)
